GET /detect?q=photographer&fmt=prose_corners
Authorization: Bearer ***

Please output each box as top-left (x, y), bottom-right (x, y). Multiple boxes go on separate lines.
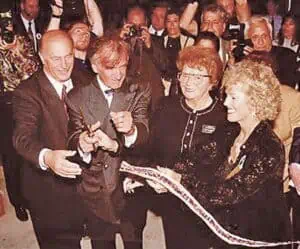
top-left (231, 15), bottom-right (299, 88)
top-left (120, 4), bottom-right (169, 112)
top-left (47, 0), bottom-right (103, 37)
top-left (179, 0), bottom-right (251, 37)
top-left (0, 9), bottom-right (40, 221)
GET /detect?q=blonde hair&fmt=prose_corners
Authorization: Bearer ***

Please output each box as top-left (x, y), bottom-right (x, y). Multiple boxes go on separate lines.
top-left (222, 60), bottom-right (281, 121)
top-left (177, 46), bottom-right (223, 86)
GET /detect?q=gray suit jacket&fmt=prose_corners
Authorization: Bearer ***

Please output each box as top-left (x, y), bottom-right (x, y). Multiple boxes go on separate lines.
top-left (67, 77), bottom-right (151, 222)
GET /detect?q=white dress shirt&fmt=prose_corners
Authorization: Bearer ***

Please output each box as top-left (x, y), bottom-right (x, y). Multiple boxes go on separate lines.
top-left (20, 14), bottom-right (37, 51)
top-left (149, 25), bottom-right (165, 36)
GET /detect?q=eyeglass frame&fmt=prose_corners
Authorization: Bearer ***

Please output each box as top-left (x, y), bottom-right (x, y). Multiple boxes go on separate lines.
top-left (177, 72), bottom-right (211, 82)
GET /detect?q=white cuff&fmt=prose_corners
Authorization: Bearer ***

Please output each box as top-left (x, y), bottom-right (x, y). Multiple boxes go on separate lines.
top-left (78, 146), bottom-right (92, 164)
top-left (39, 148), bottom-right (51, 170)
top-left (124, 126), bottom-right (138, 148)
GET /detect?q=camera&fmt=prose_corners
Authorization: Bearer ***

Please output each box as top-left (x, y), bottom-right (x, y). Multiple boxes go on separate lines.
top-left (224, 23), bottom-right (253, 62)
top-left (128, 25), bottom-right (143, 38)
top-left (51, 0), bottom-right (85, 20)
top-left (0, 10), bottom-right (14, 44)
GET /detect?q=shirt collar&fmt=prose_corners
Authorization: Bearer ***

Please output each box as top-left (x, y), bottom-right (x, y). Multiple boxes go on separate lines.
top-left (96, 75), bottom-right (113, 93)
top-left (149, 25), bottom-right (165, 36)
top-left (20, 14), bottom-right (35, 29)
top-left (44, 70), bottom-right (73, 98)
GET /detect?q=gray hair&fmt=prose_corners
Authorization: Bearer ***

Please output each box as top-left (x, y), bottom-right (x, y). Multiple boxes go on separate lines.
top-left (201, 4), bottom-right (228, 24)
top-left (245, 15), bottom-right (273, 39)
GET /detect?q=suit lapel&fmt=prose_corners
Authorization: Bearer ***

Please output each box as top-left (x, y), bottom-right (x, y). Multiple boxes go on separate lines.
top-left (110, 82), bottom-right (137, 113)
top-left (180, 34), bottom-right (186, 49)
top-left (37, 71), bottom-right (69, 139)
top-left (86, 78), bottom-right (110, 126)
top-left (164, 36), bottom-right (168, 48)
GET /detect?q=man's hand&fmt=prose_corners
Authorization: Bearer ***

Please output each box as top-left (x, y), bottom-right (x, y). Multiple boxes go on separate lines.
top-left (120, 24), bottom-right (132, 39)
top-left (110, 111), bottom-right (134, 135)
top-left (140, 26), bottom-right (151, 48)
top-left (79, 121), bottom-right (119, 153)
top-left (93, 128), bottom-right (119, 153)
top-left (123, 177), bottom-right (144, 193)
top-left (51, 0), bottom-right (63, 16)
top-left (78, 121), bottom-right (101, 153)
top-left (243, 45), bottom-right (254, 56)
top-left (44, 150), bottom-right (82, 178)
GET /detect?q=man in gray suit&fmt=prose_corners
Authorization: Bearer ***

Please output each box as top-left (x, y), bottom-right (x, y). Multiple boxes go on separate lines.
top-left (67, 35), bottom-right (151, 249)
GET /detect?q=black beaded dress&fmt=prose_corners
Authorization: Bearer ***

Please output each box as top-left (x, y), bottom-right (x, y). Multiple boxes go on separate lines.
top-left (148, 94), bottom-right (228, 249)
top-left (174, 121), bottom-right (291, 249)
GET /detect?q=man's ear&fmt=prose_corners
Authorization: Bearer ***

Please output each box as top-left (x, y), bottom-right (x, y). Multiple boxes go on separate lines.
top-left (91, 63), bottom-right (98, 74)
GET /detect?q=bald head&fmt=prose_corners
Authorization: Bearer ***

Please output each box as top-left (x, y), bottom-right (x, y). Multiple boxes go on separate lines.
top-left (40, 30), bottom-right (74, 82)
top-left (40, 30), bottom-right (74, 56)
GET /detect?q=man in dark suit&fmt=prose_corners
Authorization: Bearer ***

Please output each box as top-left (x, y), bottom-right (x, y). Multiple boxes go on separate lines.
top-left (148, 1), bottom-right (168, 37)
top-left (67, 36), bottom-right (151, 249)
top-left (120, 4), bottom-right (169, 112)
top-left (246, 15), bottom-right (299, 88)
top-left (0, 6), bottom-right (40, 221)
top-left (12, 30), bottom-right (92, 249)
top-left (13, 0), bottom-right (47, 52)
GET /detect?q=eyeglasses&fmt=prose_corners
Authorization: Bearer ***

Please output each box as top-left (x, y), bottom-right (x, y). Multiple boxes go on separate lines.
top-left (177, 72), bottom-right (211, 82)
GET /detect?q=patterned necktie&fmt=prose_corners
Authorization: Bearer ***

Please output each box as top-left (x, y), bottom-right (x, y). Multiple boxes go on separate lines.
top-left (62, 85), bottom-right (69, 119)
top-left (28, 21), bottom-right (35, 49)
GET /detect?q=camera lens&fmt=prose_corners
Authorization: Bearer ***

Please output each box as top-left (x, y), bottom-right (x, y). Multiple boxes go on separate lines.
top-left (2, 30), bottom-right (14, 44)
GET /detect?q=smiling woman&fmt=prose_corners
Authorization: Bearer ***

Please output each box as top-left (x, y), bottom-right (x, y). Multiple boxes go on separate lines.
top-left (146, 46), bottom-right (228, 249)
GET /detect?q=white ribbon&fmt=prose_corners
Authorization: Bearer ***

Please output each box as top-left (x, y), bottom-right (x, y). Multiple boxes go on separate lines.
top-left (120, 161), bottom-right (299, 247)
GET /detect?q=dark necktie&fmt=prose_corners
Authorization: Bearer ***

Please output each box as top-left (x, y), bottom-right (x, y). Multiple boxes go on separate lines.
top-left (28, 21), bottom-right (35, 49)
top-left (154, 31), bottom-right (158, 36)
top-left (62, 85), bottom-right (69, 118)
top-left (271, 17), bottom-right (275, 39)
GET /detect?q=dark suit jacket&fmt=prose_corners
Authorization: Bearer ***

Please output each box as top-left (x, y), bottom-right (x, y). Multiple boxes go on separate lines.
top-left (13, 13), bottom-right (47, 51)
top-left (67, 76), bottom-right (151, 223)
top-left (12, 69), bottom-right (90, 225)
top-left (271, 46), bottom-right (298, 88)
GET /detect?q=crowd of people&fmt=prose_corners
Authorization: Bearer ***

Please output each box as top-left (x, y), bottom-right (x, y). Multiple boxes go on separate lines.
top-left (1, 0), bottom-right (300, 249)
